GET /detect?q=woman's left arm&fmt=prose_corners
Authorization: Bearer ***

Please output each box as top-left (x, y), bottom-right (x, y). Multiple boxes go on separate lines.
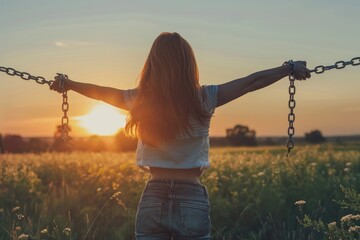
top-left (216, 61), bottom-right (310, 107)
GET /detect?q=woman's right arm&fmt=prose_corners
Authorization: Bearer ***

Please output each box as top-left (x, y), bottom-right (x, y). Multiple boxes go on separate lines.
top-left (50, 77), bottom-right (129, 110)
top-left (216, 61), bottom-right (310, 107)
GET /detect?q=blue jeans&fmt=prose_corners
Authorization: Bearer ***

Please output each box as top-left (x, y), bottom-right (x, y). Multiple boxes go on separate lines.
top-left (135, 179), bottom-right (211, 240)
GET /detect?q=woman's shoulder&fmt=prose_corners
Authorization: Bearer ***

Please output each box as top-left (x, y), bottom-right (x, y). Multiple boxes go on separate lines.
top-left (199, 85), bottom-right (219, 112)
top-left (123, 88), bottom-right (138, 109)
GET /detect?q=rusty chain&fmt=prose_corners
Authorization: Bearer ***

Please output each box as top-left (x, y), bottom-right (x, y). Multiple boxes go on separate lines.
top-left (0, 66), bottom-right (70, 142)
top-left (285, 57), bottom-right (360, 156)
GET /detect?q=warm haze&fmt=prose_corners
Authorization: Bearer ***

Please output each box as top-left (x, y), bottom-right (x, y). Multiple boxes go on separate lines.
top-left (1, 0), bottom-right (360, 138)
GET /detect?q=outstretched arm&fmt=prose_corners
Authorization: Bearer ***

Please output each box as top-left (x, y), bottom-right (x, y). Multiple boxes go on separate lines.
top-left (50, 77), bottom-right (129, 110)
top-left (217, 61), bottom-right (310, 107)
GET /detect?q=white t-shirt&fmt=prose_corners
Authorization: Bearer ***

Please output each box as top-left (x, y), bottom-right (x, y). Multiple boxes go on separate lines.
top-left (123, 85), bottom-right (218, 170)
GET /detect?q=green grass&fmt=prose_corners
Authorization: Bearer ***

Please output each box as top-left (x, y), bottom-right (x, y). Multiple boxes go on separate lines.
top-left (0, 143), bottom-right (359, 239)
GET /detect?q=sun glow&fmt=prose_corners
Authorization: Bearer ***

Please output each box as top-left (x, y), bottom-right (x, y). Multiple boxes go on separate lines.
top-left (77, 104), bottom-right (127, 136)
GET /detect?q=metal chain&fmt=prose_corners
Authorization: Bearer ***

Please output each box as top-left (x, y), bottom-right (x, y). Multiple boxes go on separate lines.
top-left (0, 66), bottom-right (70, 142)
top-left (285, 57), bottom-right (360, 156)
top-left (286, 73), bottom-right (296, 157)
top-left (309, 57), bottom-right (360, 74)
top-left (57, 73), bottom-right (70, 142)
top-left (0, 66), bottom-right (54, 86)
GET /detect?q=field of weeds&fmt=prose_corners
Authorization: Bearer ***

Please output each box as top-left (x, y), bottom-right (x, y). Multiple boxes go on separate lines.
top-left (0, 143), bottom-right (359, 240)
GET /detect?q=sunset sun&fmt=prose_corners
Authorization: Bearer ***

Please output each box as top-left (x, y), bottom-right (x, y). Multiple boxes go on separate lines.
top-left (77, 104), bottom-right (127, 136)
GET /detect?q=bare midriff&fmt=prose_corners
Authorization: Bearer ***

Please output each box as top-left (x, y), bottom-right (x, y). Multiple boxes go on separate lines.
top-left (150, 167), bottom-right (202, 183)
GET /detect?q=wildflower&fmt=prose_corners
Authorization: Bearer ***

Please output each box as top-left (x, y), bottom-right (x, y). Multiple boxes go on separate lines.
top-left (110, 192), bottom-right (121, 199)
top-left (17, 214), bottom-right (25, 220)
top-left (40, 228), bottom-right (48, 234)
top-left (349, 226), bottom-right (360, 232)
top-left (17, 234), bottom-right (28, 240)
top-left (294, 200), bottom-right (306, 206)
top-left (112, 182), bottom-right (120, 190)
top-left (257, 172), bottom-right (265, 177)
top-left (12, 206), bottom-right (20, 213)
top-left (340, 214), bottom-right (360, 222)
top-left (328, 222), bottom-right (336, 229)
top-left (345, 162), bottom-right (352, 167)
top-left (230, 191), bottom-right (238, 198)
top-left (63, 227), bottom-right (71, 236)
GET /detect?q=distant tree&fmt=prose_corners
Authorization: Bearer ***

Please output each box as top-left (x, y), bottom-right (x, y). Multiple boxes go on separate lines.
top-left (3, 134), bottom-right (26, 153)
top-left (52, 125), bottom-right (72, 151)
top-left (305, 130), bottom-right (326, 144)
top-left (226, 124), bottom-right (257, 146)
top-left (114, 130), bottom-right (138, 152)
top-left (0, 134), bottom-right (4, 154)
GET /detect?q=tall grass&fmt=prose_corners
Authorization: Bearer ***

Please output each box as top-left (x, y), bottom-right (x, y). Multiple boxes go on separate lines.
top-left (0, 144), bottom-right (359, 239)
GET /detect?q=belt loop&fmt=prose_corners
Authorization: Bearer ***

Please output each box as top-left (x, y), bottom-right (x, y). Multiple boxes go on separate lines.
top-left (203, 186), bottom-right (209, 198)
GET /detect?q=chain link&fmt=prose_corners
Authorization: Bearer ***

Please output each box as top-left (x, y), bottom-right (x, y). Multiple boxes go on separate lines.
top-left (0, 66), bottom-right (54, 86)
top-left (1, 66), bottom-right (70, 142)
top-left (309, 57), bottom-right (360, 74)
top-left (286, 57), bottom-right (360, 156)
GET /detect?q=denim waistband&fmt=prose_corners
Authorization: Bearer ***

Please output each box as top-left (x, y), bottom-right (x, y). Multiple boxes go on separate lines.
top-left (148, 179), bottom-right (202, 186)
top-left (142, 179), bottom-right (208, 200)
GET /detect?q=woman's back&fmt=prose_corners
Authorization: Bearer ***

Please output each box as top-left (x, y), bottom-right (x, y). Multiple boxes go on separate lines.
top-left (124, 84), bottom-right (218, 172)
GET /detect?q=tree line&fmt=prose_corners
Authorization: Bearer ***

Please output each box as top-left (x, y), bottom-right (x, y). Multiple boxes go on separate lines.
top-left (0, 125), bottom-right (137, 154)
top-left (0, 124), bottom-right (326, 154)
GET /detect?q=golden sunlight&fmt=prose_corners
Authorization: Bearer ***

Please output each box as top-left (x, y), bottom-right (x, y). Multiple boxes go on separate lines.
top-left (77, 104), bottom-right (127, 136)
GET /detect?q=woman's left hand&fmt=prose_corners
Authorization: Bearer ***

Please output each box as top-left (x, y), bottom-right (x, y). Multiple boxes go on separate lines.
top-left (49, 75), bottom-right (71, 93)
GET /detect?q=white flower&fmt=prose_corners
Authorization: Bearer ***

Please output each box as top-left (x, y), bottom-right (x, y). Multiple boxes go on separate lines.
top-left (63, 228), bottom-right (71, 236)
top-left (17, 234), bottom-right (28, 240)
top-left (40, 228), bottom-right (48, 234)
top-left (110, 192), bottom-right (121, 199)
top-left (294, 200), bottom-right (306, 206)
top-left (340, 214), bottom-right (360, 222)
top-left (328, 222), bottom-right (336, 229)
top-left (12, 206), bottom-right (20, 213)
top-left (348, 226), bottom-right (360, 232)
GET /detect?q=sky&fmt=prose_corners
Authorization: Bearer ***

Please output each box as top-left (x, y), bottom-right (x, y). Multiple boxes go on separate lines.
top-left (1, 0), bottom-right (360, 138)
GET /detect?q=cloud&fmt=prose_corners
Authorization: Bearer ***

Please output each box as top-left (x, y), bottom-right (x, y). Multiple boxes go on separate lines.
top-left (54, 40), bottom-right (98, 48)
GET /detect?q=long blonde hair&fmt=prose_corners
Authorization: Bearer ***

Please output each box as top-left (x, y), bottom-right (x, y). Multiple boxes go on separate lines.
top-left (125, 32), bottom-right (209, 146)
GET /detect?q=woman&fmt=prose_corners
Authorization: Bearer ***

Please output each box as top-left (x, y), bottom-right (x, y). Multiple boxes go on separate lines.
top-left (50, 32), bottom-right (311, 239)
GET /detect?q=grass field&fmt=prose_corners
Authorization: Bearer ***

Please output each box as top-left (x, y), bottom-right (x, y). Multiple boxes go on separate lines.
top-left (0, 143), bottom-right (359, 240)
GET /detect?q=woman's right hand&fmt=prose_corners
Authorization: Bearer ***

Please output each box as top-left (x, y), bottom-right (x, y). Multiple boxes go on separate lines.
top-left (293, 61), bottom-right (311, 81)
